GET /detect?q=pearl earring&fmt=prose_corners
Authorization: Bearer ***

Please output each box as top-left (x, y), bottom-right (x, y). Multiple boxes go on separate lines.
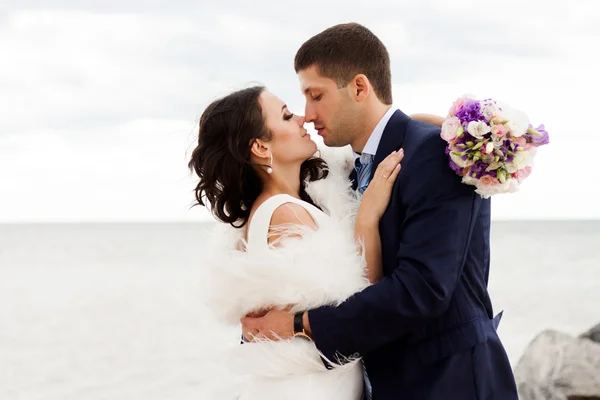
top-left (267, 154), bottom-right (273, 174)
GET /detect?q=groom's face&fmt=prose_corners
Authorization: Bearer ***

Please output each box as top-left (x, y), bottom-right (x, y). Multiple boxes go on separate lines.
top-left (298, 66), bottom-right (357, 147)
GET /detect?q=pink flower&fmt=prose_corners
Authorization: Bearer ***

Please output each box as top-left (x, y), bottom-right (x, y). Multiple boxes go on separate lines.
top-left (448, 94), bottom-right (476, 116)
top-left (441, 117), bottom-right (462, 142)
top-left (513, 137), bottom-right (527, 147)
top-left (491, 124), bottom-right (506, 137)
top-left (449, 99), bottom-right (466, 117)
top-left (513, 166), bottom-right (532, 183)
top-left (479, 175), bottom-right (500, 186)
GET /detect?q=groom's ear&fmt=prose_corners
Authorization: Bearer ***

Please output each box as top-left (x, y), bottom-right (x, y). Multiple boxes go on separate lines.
top-left (351, 74), bottom-right (370, 102)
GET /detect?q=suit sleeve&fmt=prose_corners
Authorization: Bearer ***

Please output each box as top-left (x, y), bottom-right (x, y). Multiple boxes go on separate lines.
top-left (308, 132), bottom-right (482, 361)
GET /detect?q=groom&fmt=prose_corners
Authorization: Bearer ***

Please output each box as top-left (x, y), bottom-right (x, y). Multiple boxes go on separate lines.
top-left (242, 23), bottom-right (518, 399)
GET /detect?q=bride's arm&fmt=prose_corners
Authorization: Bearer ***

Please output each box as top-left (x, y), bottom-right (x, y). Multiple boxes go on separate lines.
top-left (355, 218), bottom-right (383, 283)
top-left (240, 202), bottom-right (317, 343)
top-left (410, 113), bottom-right (445, 127)
top-left (355, 151), bottom-right (404, 283)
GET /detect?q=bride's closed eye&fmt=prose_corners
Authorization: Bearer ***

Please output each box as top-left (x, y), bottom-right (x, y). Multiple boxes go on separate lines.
top-left (284, 113), bottom-right (294, 121)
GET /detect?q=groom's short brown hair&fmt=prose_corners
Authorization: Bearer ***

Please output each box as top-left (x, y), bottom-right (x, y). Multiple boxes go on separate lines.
top-left (294, 23), bottom-right (393, 105)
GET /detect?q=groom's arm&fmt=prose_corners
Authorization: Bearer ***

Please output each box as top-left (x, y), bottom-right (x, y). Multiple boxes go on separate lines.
top-left (307, 131), bottom-right (482, 361)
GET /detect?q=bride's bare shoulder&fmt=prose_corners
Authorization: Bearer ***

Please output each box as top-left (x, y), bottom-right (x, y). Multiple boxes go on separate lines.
top-left (268, 202), bottom-right (318, 246)
top-left (270, 202), bottom-right (317, 229)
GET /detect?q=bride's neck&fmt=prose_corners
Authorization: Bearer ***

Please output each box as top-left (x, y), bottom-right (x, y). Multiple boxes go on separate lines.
top-left (261, 164), bottom-right (302, 199)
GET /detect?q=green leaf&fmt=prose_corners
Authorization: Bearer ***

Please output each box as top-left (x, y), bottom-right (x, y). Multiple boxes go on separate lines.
top-left (472, 141), bottom-right (485, 150)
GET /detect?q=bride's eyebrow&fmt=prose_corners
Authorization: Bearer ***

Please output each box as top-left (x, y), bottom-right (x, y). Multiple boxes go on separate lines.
top-left (281, 105), bottom-right (288, 113)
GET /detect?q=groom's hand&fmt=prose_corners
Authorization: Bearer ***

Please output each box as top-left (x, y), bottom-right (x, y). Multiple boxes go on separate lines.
top-left (241, 308), bottom-right (294, 341)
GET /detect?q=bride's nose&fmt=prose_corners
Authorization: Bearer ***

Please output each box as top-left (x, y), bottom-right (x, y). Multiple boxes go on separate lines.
top-left (295, 114), bottom-right (306, 125)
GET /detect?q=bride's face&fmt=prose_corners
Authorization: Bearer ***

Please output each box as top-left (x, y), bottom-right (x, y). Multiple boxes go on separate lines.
top-left (259, 91), bottom-right (317, 166)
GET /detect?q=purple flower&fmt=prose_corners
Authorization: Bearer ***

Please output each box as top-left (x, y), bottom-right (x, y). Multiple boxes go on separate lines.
top-left (530, 124), bottom-right (550, 146)
top-left (449, 159), bottom-right (463, 175)
top-left (469, 160), bottom-right (489, 179)
top-left (446, 146), bottom-right (464, 175)
top-left (455, 100), bottom-right (482, 125)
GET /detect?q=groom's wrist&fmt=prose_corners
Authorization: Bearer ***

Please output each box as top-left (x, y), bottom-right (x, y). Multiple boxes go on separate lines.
top-left (302, 311), bottom-right (313, 338)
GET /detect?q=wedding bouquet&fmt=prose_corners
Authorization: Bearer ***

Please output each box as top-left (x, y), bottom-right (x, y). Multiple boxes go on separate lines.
top-left (441, 95), bottom-right (549, 198)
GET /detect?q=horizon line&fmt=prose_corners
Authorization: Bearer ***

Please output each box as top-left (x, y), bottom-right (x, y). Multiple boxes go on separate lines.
top-left (1, 218), bottom-right (599, 225)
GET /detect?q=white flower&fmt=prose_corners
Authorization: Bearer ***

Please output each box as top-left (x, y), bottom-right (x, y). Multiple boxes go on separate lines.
top-left (491, 110), bottom-right (508, 126)
top-left (481, 102), bottom-right (500, 121)
top-left (506, 150), bottom-right (530, 173)
top-left (484, 142), bottom-right (494, 154)
top-left (497, 104), bottom-right (530, 137)
top-left (462, 175), bottom-right (479, 186)
top-left (450, 152), bottom-right (475, 168)
top-left (467, 121), bottom-right (492, 139)
top-left (491, 134), bottom-right (505, 148)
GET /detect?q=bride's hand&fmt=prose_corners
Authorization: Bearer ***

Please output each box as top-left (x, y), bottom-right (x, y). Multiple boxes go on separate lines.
top-left (358, 150), bottom-right (404, 225)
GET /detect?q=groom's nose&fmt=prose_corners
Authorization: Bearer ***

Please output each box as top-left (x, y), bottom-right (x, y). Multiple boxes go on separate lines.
top-left (304, 103), bottom-right (317, 123)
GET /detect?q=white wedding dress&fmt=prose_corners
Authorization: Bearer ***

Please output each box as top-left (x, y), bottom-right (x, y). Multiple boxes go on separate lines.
top-left (202, 146), bottom-right (367, 400)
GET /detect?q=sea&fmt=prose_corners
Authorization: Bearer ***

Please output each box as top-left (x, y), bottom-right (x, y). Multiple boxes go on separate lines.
top-left (1, 221), bottom-right (599, 399)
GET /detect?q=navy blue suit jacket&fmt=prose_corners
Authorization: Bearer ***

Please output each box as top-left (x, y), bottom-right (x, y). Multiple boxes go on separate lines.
top-left (308, 110), bottom-right (518, 399)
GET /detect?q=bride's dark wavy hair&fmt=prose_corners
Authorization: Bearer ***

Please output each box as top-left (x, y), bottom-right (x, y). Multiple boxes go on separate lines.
top-left (188, 86), bottom-right (329, 228)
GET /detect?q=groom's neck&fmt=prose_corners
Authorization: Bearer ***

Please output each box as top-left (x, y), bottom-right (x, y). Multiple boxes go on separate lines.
top-left (352, 102), bottom-right (392, 153)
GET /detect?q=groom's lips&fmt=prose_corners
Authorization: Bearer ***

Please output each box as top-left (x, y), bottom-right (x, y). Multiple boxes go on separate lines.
top-left (316, 127), bottom-right (325, 135)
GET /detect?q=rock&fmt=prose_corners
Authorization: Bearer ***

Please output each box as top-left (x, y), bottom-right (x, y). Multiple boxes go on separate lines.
top-left (517, 381), bottom-right (566, 400)
top-left (514, 330), bottom-right (600, 400)
top-left (580, 322), bottom-right (600, 344)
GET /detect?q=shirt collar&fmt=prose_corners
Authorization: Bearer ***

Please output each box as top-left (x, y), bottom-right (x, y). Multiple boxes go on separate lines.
top-left (354, 106), bottom-right (397, 161)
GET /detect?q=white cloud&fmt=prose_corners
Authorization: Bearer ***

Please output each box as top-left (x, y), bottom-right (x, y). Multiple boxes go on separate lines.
top-left (0, 118), bottom-right (207, 222)
top-left (1, 1), bottom-right (598, 222)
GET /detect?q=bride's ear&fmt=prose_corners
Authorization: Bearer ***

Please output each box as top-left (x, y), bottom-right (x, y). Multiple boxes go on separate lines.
top-left (250, 139), bottom-right (270, 160)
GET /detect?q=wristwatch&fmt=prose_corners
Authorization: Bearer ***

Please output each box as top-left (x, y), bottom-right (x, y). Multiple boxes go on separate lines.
top-left (293, 311), bottom-right (312, 341)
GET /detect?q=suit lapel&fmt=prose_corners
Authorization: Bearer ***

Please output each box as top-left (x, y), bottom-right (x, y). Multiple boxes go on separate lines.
top-left (369, 109), bottom-right (411, 182)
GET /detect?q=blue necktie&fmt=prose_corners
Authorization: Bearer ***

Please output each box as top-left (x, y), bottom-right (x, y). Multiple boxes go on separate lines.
top-left (355, 154), bottom-right (374, 194)
top-left (355, 154), bottom-right (375, 399)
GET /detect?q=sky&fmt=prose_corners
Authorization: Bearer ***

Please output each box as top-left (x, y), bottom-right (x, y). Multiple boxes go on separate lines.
top-left (0, 0), bottom-right (598, 222)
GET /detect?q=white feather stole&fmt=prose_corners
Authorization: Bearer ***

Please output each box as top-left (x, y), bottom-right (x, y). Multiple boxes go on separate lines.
top-left (202, 145), bottom-right (369, 397)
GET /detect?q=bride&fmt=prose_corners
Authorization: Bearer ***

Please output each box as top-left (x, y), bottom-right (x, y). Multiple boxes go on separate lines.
top-left (189, 86), bottom-right (434, 399)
